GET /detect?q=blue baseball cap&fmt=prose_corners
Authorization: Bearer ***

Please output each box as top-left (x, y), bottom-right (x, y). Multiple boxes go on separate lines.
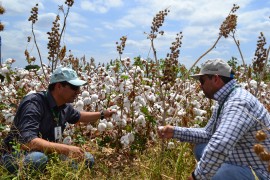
top-left (49, 67), bottom-right (87, 86)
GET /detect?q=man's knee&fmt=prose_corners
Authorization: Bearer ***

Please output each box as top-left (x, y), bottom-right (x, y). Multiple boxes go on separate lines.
top-left (213, 163), bottom-right (257, 180)
top-left (24, 151), bottom-right (48, 171)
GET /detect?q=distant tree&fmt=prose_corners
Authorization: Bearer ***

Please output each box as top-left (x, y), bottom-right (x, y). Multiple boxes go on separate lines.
top-left (227, 56), bottom-right (238, 71)
top-left (24, 64), bottom-right (40, 71)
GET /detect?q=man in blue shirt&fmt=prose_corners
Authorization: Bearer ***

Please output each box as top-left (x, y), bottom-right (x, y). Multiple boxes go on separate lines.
top-left (1, 67), bottom-right (114, 173)
top-left (158, 59), bottom-right (269, 179)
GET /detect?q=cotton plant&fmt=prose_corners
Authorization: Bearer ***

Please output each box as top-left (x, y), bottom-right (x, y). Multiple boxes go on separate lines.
top-left (193, 107), bottom-right (207, 117)
top-left (167, 141), bottom-right (175, 149)
top-left (120, 132), bottom-right (135, 148)
top-left (123, 97), bottom-right (131, 111)
top-left (98, 121), bottom-right (107, 132)
top-left (2, 109), bottom-right (15, 124)
top-left (74, 99), bottom-right (84, 111)
top-left (63, 136), bottom-right (72, 145)
top-left (135, 114), bottom-right (146, 127)
top-left (191, 100), bottom-right (201, 108)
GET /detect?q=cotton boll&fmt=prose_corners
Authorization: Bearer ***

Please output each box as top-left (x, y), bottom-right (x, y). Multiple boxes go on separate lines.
top-left (3, 125), bottom-right (10, 133)
top-left (193, 108), bottom-right (206, 116)
top-left (128, 133), bottom-right (135, 142)
top-left (167, 107), bottom-right (175, 115)
top-left (83, 97), bottom-right (91, 105)
top-left (63, 136), bottom-right (72, 145)
top-left (167, 142), bottom-right (175, 149)
top-left (177, 109), bottom-right (186, 116)
top-left (7, 115), bottom-right (14, 124)
top-left (116, 119), bottom-right (127, 127)
top-left (158, 126), bottom-right (164, 131)
top-left (123, 97), bottom-right (131, 110)
top-left (82, 91), bottom-right (90, 98)
top-left (148, 93), bottom-right (156, 102)
top-left (107, 122), bottom-right (114, 129)
top-left (250, 80), bottom-right (257, 88)
top-left (4, 113), bottom-right (14, 123)
top-left (120, 134), bottom-right (129, 147)
top-left (135, 115), bottom-right (146, 127)
top-left (5, 58), bottom-right (15, 64)
top-left (101, 90), bottom-right (106, 99)
top-left (191, 100), bottom-right (201, 108)
top-left (192, 124), bottom-right (200, 128)
top-left (100, 119), bottom-right (107, 124)
top-left (194, 116), bottom-right (205, 122)
top-left (91, 94), bottom-right (99, 103)
top-left (87, 124), bottom-right (93, 131)
top-left (0, 67), bottom-right (9, 75)
top-left (75, 100), bottom-right (84, 111)
top-left (98, 122), bottom-right (107, 132)
top-left (112, 113), bottom-right (121, 121)
top-left (165, 117), bottom-right (173, 124)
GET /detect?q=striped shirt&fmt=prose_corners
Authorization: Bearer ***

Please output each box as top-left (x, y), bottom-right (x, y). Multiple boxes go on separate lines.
top-left (173, 79), bottom-right (270, 179)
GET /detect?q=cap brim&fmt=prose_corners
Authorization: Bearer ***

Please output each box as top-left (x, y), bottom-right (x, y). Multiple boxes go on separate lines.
top-left (68, 79), bottom-right (87, 86)
top-left (190, 74), bottom-right (204, 80)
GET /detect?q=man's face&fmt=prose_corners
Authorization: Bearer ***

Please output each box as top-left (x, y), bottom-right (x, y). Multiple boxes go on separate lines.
top-left (198, 75), bottom-right (217, 99)
top-left (60, 82), bottom-right (81, 103)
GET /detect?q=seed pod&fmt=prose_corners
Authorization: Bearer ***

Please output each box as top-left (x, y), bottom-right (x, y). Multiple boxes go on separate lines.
top-left (259, 150), bottom-right (270, 161)
top-left (254, 144), bottom-right (264, 155)
top-left (256, 130), bottom-right (267, 142)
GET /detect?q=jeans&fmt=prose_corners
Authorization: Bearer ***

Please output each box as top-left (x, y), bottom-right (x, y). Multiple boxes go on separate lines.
top-left (194, 143), bottom-right (265, 180)
top-left (1, 151), bottom-right (94, 174)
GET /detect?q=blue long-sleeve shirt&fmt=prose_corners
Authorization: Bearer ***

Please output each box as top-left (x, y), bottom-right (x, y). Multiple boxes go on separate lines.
top-left (173, 79), bottom-right (270, 179)
top-left (3, 91), bottom-right (80, 150)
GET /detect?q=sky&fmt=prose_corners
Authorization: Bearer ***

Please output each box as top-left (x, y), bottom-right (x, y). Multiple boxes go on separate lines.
top-left (0, 0), bottom-right (270, 69)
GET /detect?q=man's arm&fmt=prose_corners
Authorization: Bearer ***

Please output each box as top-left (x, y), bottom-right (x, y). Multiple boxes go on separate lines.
top-left (22, 138), bottom-right (84, 160)
top-left (78, 110), bottom-right (115, 124)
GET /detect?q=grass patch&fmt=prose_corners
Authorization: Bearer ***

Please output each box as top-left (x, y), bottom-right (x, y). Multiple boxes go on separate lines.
top-left (0, 141), bottom-right (196, 179)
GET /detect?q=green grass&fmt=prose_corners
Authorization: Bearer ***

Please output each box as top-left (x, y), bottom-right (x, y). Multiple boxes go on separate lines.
top-left (0, 141), bottom-right (196, 180)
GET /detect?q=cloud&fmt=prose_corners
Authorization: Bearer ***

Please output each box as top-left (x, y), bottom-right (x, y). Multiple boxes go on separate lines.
top-left (2, 0), bottom-right (44, 14)
top-left (80, 0), bottom-right (124, 13)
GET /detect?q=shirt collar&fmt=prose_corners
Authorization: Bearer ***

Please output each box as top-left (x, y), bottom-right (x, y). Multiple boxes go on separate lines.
top-left (213, 79), bottom-right (237, 103)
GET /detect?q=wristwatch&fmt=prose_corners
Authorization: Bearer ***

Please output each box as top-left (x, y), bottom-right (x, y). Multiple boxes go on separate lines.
top-left (100, 111), bottom-right (104, 120)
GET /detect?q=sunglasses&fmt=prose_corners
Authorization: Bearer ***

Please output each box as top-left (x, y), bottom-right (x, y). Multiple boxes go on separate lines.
top-left (199, 75), bottom-right (214, 85)
top-left (199, 77), bottom-right (206, 85)
top-left (68, 83), bottom-right (80, 91)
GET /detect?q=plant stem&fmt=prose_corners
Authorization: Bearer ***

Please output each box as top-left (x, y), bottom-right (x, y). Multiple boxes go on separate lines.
top-left (31, 23), bottom-right (48, 83)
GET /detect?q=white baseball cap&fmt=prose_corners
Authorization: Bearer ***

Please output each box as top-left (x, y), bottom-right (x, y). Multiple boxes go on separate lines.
top-left (191, 59), bottom-right (233, 79)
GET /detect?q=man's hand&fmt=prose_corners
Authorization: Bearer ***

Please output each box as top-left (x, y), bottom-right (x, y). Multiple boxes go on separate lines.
top-left (67, 145), bottom-right (85, 161)
top-left (157, 125), bottom-right (174, 139)
top-left (187, 175), bottom-right (194, 180)
top-left (103, 109), bottom-right (116, 119)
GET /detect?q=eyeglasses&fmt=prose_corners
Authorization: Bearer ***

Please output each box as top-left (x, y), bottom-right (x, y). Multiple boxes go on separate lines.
top-left (199, 76), bottom-right (206, 85)
top-left (199, 75), bottom-right (214, 85)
